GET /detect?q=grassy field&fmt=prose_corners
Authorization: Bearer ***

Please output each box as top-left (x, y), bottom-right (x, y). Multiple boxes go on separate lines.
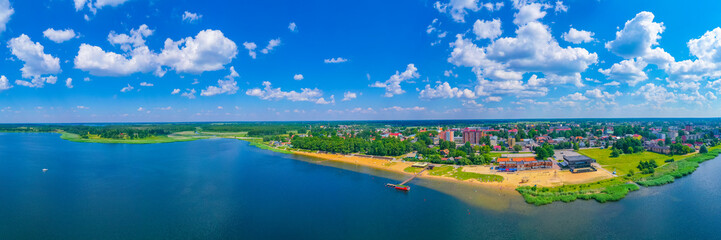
top-left (578, 148), bottom-right (670, 175)
top-left (450, 167), bottom-right (504, 182)
top-left (59, 132), bottom-right (206, 144)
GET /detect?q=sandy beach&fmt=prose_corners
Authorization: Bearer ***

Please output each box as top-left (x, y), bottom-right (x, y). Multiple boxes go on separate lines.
top-left (292, 151), bottom-right (614, 190)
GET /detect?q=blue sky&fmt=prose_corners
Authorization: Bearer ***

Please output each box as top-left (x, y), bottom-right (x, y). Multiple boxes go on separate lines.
top-left (1, 0), bottom-right (721, 123)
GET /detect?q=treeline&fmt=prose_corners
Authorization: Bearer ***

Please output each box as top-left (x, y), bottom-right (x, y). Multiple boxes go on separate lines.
top-left (63, 126), bottom-right (171, 139)
top-left (291, 136), bottom-right (415, 156)
top-left (199, 123), bottom-right (307, 136)
top-left (292, 135), bottom-right (495, 166)
top-left (534, 144), bottom-right (555, 159)
top-left (669, 143), bottom-right (695, 155)
top-left (612, 137), bottom-right (644, 154)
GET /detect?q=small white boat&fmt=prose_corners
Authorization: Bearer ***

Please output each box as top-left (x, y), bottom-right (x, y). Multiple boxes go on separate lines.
top-left (42, 168), bottom-right (48, 173)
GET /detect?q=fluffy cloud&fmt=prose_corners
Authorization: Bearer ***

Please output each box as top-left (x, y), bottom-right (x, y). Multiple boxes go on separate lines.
top-left (562, 28), bottom-right (594, 44)
top-left (513, 3), bottom-right (546, 25)
top-left (0, 75), bottom-right (12, 91)
top-left (76, 26), bottom-right (237, 76)
top-left (0, 0), bottom-right (13, 34)
top-left (246, 81), bottom-right (329, 104)
top-left (473, 19), bottom-right (502, 40)
top-left (419, 82), bottom-right (476, 99)
top-left (324, 57), bottom-right (348, 63)
top-left (201, 67), bottom-right (240, 96)
top-left (182, 11), bottom-right (202, 23)
top-left (293, 74), bottom-right (303, 80)
top-left (554, 1), bottom-right (568, 12)
top-left (370, 64), bottom-right (420, 97)
top-left (342, 91), bottom-right (357, 101)
top-left (633, 83), bottom-right (676, 106)
top-left (181, 89), bottom-right (196, 99)
top-left (74, 0), bottom-right (131, 12)
top-left (260, 38), bottom-right (280, 54)
top-left (243, 42), bottom-right (257, 59)
top-left (15, 76), bottom-right (57, 88)
top-left (434, 0), bottom-right (502, 23)
top-left (598, 58), bottom-right (648, 86)
top-left (688, 28), bottom-right (721, 63)
top-left (43, 28), bottom-right (76, 43)
top-left (8, 34), bottom-right (61, 78)
top-left (171, 88), bottom-right (180, 94)
top-left (157, 29), bottom-right (238, 73)
top-left (448, 19), bottom-right (597, 91)
top-left (562, 92), bottom-right (588, 101)
top-left (74, 43), bottom-right (158, 76)
top-left (605, 11), bottom-right (664, 59)
top-left (139, 82), bottom-right (153, 87)
top-left (66, 78), bottom-right (73, 88)
top-left (585, 88), bottom-right (621, 99)
top-left (664, 28), bottom-right (721, 82)
top-left (288, 22), bottom-right (297, 32)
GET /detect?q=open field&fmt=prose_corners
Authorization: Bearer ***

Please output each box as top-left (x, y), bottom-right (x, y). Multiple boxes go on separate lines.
top-left (578, 148), bottom-right (670, 175)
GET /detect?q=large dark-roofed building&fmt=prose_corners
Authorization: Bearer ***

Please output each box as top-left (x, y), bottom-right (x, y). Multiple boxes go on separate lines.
top-left (563, 155), bottom-right (595, 172)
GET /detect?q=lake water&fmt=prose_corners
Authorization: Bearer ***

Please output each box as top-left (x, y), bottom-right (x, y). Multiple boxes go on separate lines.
top-left (1, 133), bottom-right (720, 239)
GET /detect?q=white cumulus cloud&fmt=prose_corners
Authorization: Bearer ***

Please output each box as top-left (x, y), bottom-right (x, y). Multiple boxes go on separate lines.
top-left (562, 28), bottom-right (594, 44)
top-left (0, 0), bottom-right (13, 34)
top-left (0, 75), bottom-right (12, 91)
top-left (419, 82), bottom-right (476, 99)
top-left (246, 81), bottom-right (329, 104)
top-left (473, 19), bottom-right (502, 40)
top-left (75, 26), bottom-right (237, 76)
top-left (342, 91), bottom-right (357, 101)
top-left (8, 34), bottom-right (61, 78)
top-left (182, 11), bottom-right (202, 23)
top-left (43, 28), bottom-right (76, 43)
top-left (201, 67), bottom-right (240, 96)
top-left (370, 64), bottom-right (420, 97)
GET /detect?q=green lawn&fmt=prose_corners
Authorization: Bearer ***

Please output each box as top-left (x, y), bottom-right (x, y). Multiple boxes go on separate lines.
top-left (578, 148), bottom-right (669, 175)
top-left (451, 167), bottom-right (504, 182)
top-left (428, 165), bottom-right (455, 176)
top-left (403, 166), bottom-right (422, 173)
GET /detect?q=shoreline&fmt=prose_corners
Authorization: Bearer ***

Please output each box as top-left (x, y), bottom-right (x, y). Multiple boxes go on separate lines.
top-left (290, 150), bottom-right (613, 191)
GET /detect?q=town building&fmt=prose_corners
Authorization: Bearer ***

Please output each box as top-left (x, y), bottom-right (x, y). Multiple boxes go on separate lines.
top-left (645, 143), bottom-right (671, 154)
top-left (439, 130), bottom-right (454, 141)
top-left (496, 157), bottom-right (553, 171)
top-left (562, 155), bottom-right (596, 172)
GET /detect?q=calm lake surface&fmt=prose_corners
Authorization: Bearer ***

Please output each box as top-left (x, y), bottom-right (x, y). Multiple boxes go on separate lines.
top-left (1, 133), bottom-right (720, 239)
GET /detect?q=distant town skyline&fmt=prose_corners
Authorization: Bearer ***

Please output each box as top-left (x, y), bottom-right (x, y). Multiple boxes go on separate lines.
top-left (1, 0), bottom-right (721, 123)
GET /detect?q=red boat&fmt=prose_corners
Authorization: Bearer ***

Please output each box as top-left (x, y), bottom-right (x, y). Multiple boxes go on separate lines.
top-left (394, 185), bottom-right (410, 191)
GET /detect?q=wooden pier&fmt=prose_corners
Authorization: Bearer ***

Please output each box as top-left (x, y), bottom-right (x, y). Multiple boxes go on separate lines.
top-left (386, 166), bottom-right (429, 191)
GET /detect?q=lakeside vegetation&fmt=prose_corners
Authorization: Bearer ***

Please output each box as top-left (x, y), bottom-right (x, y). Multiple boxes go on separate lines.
top-left (516, 178), bottom-right (640, 206)
top-left (636, 148), bottom-right (721, 187)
